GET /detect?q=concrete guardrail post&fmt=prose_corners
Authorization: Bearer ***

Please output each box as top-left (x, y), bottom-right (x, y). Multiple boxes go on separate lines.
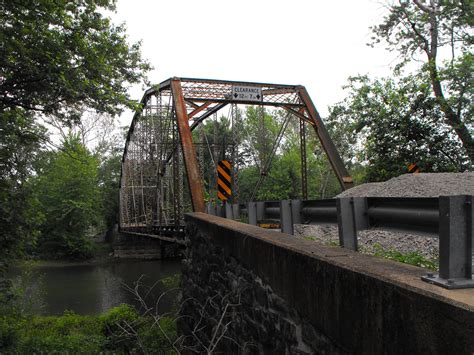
top-left (422, 195), bottom-right (474, 289)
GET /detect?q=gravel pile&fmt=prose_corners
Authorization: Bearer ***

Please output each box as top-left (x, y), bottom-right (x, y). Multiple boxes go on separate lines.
top-left (295, 172), bottom-right (474, 266)
top-left (337, 172), bottom-right (474, 198)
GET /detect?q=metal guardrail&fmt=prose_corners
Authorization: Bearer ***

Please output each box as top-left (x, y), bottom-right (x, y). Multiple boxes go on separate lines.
top-left (205, 195), bottom-right (474, 290)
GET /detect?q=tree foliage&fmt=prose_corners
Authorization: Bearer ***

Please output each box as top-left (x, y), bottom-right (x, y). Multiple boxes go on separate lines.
top-left (1, 0), bottom-right (151, 122)
top-left (0, 110), bottom-right (45, 261)
top-left (329, 72), bottom-right (468, 181)
top-left (31, 135), bottom-right (101, 258)
top-left (369, 0), bottom-right (473, 162)
top-left (0, 0), bottom-right (150, 260)
top-left (195, 106), bottom-right (344, 202)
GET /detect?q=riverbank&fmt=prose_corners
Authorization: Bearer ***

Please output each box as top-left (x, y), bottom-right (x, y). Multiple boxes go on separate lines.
top-left (14, 238), bottom-right (184, 268)
top-left (0, 304), bottom-right (177, 354)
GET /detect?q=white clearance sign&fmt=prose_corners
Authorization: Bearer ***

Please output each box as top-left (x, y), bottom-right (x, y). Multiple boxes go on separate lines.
top-left (231, 86), bottom-right (262, 102)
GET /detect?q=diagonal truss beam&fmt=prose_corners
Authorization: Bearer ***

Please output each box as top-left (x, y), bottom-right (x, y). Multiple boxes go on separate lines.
top-left (297, 86), bottom-right (353, 189)
top-left (171, 78), bottom-right (205, 212)
top-left (188, 101), bottom-right (212, 119)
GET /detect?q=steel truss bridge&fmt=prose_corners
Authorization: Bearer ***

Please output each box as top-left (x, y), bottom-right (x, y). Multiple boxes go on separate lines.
top-left (119, 77), bottom-right (353, 239)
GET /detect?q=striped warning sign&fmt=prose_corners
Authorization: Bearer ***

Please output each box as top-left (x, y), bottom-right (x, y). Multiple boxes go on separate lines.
top-left (408, 163), bottom-right (420, 174)
top-left (217, 160), bottom-right (232, 201)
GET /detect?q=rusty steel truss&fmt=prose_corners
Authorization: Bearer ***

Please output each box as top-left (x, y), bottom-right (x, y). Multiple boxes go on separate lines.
top-left (120, 77), bottom-right (353, 235)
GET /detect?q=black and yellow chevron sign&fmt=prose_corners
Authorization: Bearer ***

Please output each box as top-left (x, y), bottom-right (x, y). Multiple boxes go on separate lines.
top-left (217, 160), bottom-right (232, 201)
top-left (408, 163), bottom-right (420, 174)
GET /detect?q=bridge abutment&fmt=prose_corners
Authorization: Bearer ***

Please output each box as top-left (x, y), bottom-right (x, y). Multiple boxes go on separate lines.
top-left (111, 229), bottom-right (181, 259)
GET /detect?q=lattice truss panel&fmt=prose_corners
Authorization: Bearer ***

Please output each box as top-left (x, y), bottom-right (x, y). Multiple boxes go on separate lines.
top-left (120, 89), bottom-right (186, 230)
top-left (179, 79), bottom-right (304, 106)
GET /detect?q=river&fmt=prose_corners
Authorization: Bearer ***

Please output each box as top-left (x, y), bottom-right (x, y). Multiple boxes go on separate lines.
top-left (9, 258), bottom-right (182, 316)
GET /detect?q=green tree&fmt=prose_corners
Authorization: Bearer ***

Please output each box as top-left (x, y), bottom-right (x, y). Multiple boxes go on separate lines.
top-left (370, 0), bottom-right (473, 162)
top-left (98, 152), bottom-right (122, 233)
top-left (0, 0), bottom-right (150, 260)
top-left (1, 0), bottom-right (151, 121)
top-left (329, 73), bottom-right (468, 182)
top-left (236, 107), bottom-right (344, 201)
top-left (0, 110), bottom-right (45, 261)
top-left (32, 135), bottom-right (101, 258)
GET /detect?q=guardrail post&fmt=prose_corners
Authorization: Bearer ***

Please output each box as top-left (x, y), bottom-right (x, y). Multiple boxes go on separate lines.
top-left (215, 204), bottom-right (224, 218)
top-left (256, 202), bottom-right (265, 224)
top-left (292, 199), bottom-right (302, 224)
top-left (422, 195), bottom-right (474, 289)
top-left (206, 203), bottom-right (215, 215)
top-left (280, 200), bottom-right (293, 234)
top-left (353, 197), bottom-right (369, 231)
top-left (280, 200), bottom-right (302, 235)
top-left (225, 203), bottom-right (233, 219)
top-left (248, 202), bottom-right (257, 225)
top-left (232, 203), bottom-right (240, 220)
top-left (336, 197), bottom-right (367, 251)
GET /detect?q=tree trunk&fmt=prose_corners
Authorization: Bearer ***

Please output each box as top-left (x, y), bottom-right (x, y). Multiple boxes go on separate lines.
top-left (428, 62), bottom-right (474, 165)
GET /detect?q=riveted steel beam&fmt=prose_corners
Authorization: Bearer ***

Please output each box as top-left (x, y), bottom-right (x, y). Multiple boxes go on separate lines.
top-left (298, 86), bottom-right (353, 190)
top-left (171, 78), bottom-right (205, 212)
top-left (188, 101), bottom-right (212, 119)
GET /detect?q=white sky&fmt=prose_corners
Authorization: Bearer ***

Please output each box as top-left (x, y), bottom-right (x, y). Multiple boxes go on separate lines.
top-left (111, 0), bottom-right (399, 125)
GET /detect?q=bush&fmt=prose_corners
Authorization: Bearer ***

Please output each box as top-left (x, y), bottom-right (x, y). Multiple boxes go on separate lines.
top-left (0, 304), bottom-right (178, 354)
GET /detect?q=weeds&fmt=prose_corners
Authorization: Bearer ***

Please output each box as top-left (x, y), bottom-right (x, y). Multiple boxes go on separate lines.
top-left (370, 243), bottom-right (438, 270)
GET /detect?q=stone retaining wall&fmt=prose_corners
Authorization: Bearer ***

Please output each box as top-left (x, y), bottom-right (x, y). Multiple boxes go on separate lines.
top-left (180, 213), bottom-right (474, 354)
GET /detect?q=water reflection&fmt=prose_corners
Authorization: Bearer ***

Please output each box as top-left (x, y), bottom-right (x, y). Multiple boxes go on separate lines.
top-left (10, 259), bottom-right (182, 316)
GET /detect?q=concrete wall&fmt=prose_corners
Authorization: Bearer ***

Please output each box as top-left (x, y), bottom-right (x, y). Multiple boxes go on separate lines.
top-left (180, 213), bottom-right (474, 354)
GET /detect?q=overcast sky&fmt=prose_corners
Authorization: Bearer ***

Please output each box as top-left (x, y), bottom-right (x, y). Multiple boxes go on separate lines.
top-left (111, 0), bottom-right (398, 124)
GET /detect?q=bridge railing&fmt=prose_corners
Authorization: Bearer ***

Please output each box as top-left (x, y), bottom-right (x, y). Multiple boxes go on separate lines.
top-left (205, 195), bottom-right (474, 289)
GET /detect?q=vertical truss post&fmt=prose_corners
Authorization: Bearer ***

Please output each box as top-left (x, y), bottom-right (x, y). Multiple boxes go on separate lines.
top-left (231, 103), bottom-right (240, 203)
top-left (299, 119), bottom-right (308, 199)
top-left (422, 195), bottom-right (474, 289)
top-left (298, 86), bottom-right (353, 190)
top-left (171, 78), bottom-right (205, 212)
top-left (172, 122), bottom-right (181, 227)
